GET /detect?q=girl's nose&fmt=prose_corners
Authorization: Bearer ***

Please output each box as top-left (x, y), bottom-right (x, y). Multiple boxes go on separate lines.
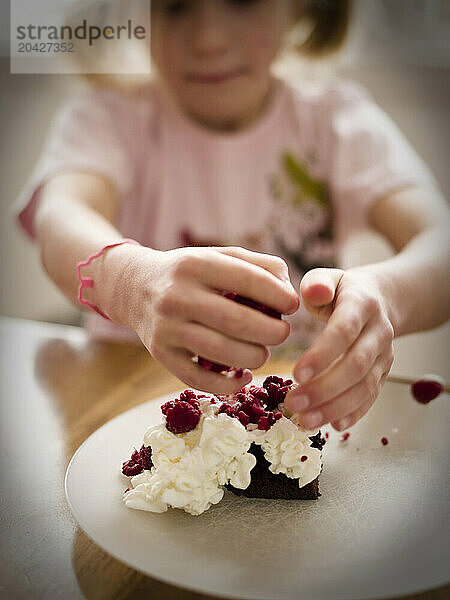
top-left (190, 1), bottom-right (230, 56)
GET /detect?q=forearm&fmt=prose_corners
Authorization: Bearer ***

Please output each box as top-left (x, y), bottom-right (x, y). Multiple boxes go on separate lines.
top-left (352, 223), bottom-right (450, 336)
top-left (34, 175), bottom-right (144, 322)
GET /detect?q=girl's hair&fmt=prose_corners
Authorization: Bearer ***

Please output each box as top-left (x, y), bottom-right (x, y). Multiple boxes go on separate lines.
top-left (293, 0), bottom-right (352, 56)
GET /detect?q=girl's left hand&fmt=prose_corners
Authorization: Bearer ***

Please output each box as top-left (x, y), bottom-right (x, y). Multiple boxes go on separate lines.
top-left (284, 268), bottom-right (395, 431)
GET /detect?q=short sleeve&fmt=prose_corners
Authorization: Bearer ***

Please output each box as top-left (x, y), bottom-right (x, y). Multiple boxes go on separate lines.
top-left (13, 87), bottom-right (135, 240)
top-left (325, 83), bottom-right (438, 240)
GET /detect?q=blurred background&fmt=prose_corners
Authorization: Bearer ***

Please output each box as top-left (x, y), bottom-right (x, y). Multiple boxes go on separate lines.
top-left (1, 0), bottom-right (449, 375)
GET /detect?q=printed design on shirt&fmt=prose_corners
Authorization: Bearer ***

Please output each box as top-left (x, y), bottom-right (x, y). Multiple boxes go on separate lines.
top-left (269, 151), bottom-right (336, 273)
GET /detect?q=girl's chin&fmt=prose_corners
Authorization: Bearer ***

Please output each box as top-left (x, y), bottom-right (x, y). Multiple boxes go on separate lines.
top-left (185, 107), bottom-right (257, 131)
top-left (182, 95), bottom-right (267, 131)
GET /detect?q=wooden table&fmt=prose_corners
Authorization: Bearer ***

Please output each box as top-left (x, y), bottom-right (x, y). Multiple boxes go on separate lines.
top-left (1, 317), bottom-right (448, 600)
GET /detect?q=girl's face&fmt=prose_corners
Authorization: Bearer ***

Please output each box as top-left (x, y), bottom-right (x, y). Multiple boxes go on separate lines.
top-left (151, 0), bottom-right (293, 130)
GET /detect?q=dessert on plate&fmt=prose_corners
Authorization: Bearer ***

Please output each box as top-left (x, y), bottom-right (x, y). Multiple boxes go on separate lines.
top-left (121, 376), bottom-right (325, 515)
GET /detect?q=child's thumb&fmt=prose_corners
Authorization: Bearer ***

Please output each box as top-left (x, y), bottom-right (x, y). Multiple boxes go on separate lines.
top-left (300, 268), bottom-right (344, 320)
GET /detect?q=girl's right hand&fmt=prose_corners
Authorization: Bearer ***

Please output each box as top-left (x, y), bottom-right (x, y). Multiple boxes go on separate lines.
top-left (97, 244), bottom-right (299, 394)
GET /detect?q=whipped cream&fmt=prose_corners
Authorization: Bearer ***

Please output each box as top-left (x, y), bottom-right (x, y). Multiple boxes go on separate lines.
top-left (124, 396), bottom-right (322, 515)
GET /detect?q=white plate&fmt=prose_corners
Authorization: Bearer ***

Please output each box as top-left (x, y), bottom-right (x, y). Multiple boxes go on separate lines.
top-left (65, 376), bottom-right (450, 600)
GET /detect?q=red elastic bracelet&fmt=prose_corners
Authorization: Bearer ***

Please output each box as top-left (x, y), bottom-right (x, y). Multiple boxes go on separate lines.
top-left (76, 239), bottom-right (140, 319)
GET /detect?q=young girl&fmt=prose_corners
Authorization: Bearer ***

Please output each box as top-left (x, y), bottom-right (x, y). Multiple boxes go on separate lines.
top-left (15, 0), bottom-right (449, 432)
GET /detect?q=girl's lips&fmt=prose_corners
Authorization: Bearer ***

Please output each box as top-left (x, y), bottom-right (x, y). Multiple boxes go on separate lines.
top-left (186, 70), bottom-right (244, 84)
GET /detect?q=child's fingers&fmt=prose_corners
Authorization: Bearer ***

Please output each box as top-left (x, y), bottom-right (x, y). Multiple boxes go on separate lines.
top-left (292, 355), bottom-right (388, 430)
top-left (190, 251), bottom-right (299, 315)
top-left (286, 319), bottom-right (390, 413)
top-left (157, 346), bottom-right (253, 395)
top-left (292, 295), bottom-right (373, 385)
top-left (331, 368), bottom-right (390, 431)
top-left (330, 398), bottom-right (375, 432)
top-left (215, 246), bottom-right (293, 286)
top-left (300, 268), bottom-right (344, 320)
top-left (173, 322), bottom-right (270, 370)
top-left (187, 290), bottom-right (290, 346)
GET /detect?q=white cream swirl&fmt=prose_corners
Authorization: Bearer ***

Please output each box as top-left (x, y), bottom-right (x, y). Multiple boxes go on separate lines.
top-left (124, 411), bottom-right (256, 516)
top-left (250, 418), bottom-right (322, 487)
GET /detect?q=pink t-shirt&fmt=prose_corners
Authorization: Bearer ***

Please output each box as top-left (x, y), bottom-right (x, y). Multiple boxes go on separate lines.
top-left (15, 77), bottom-right (436, 351)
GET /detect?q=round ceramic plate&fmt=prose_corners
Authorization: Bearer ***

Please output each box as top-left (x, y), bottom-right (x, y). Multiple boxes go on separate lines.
top-left (65, 376), bottom-right (450, 600)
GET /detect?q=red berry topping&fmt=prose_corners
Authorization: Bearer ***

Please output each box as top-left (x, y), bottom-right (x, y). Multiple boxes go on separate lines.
top-left (249, 386), bottom-right (269, 402)
top-left (139, 444), bottom-right (153, 470)
top-left (263, 375), bottom-right (285, 387)
top-left (165, 400), bottom-right (201, 434)
top-left (258, 416), bottom-right (271, 430)
top-left (124, 488), bottom-right (131, 493)
top-left (411, 379), bottom-right (444, 404)
top-left (381, 436), bottom-right (389, 446)
top-left (274, 411), bottom-right (282, 420)
top-left (130, 449), bottom-right (140, 463)
top-left (300, 455), bottom-right (308, 462)
top-left (179, 389), bottom-right (197, 402)
top-left (240, 397), bottom-right (265, 420)
top-left (237, 411), bottom-right (250, 426)
top-left (341, 432), bottom-right (350, 441)
top-left (122, 459), bottom-right (143, 476)
top-left (262, 376), bottom-right (294, 409)
top-left (122, 444), bottom-right (153, 476)
top-left (325, 432), bottom-right (329, 439)
top-left (266, 412), bottom-right (276, 426)
top-left (219, 403), bottom-right (238, 417)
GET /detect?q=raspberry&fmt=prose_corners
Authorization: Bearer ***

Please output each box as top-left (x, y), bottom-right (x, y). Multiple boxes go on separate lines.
top-left (165, 400), bottom-right (201, 434)
top-left (263, 375), bottom-right (285, 388)
top-left (237, 411), bottom-right (250, 426)
top-left (249, 386), bottom-right (269, 403)
top-left (139, 444), bottom-right (153, 470)
top-left (163, 391), bottom-right (200, 417)
top-left (411, 378), bottom-right (444, 404)
top-left (122, 459), bottom-right (143, 477)
top-left (341, 432), bottom-right (350, 441)
top-left (130, 449), bottom-right (140, 463)
top-left (300, 455), bottom-right (308, 462)
top-left (274, 411), bottom-right (282, 421)
top-left (179, 389), bottom-right (197, 402)
top-left (258, 416), bottom-right (271, 430)
top-left (122, 443), bottom-right (153, 476)
top-left (239, 398), bottom-right (265, 422)
top-left (161, 400), bottom-right (174, 415)
top-left (278, 385), bottom-right (291, 401)
top-left (267, 412), bottom-right (276, 425)
top-left (219, 403), bottom-right (238, 417)
top-left (381, 437), bottom-right (389, 446)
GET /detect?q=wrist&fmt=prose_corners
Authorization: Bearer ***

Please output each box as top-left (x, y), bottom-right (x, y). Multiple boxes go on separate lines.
top-left (89, 242), bottom-right (145, 326)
